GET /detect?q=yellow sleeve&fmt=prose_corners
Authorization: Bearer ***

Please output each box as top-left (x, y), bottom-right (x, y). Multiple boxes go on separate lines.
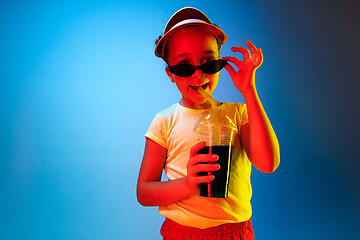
top-left (237, 103), bottom-right (249, 127)
top-left (144, 113), bottom-right (168, 149)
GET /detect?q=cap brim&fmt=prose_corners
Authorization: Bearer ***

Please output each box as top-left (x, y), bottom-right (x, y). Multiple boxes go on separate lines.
top-left (155, 22), bottom-right (227, 59)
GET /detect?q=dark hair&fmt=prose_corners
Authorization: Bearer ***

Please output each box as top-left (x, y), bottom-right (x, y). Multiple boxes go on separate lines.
top-left (155, 34), bottom-right (169, 63)
top-left (155, 35), bottom-right (162, 45)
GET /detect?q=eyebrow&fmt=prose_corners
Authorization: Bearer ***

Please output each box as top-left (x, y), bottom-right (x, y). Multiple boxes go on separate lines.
top-left (173, 50), bottom-right (217, 61)
top-left (173, 53), bottom-right (190, 61)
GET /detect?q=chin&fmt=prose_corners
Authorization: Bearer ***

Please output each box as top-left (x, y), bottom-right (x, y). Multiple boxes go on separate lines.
top-left (193, 98), bottom-right (208, 105)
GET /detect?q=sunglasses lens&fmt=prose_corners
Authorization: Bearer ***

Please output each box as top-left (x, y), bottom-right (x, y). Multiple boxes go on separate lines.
top-left (201, 60), bottom-right (227, 74)
top-left (169, 64), bottom-right (195, 77)
top-left (168, 60), bottom-right (227, 77)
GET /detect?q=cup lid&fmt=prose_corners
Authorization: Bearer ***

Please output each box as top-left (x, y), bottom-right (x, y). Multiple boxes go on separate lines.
top-left (193, 108), bottom-right (238, 133)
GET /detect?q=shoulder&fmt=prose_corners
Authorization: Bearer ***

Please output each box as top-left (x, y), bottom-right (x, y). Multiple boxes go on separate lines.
top-left (221, 102), bottom-right (246, 113)
top-left (220, 102), bottom-right (248, 126)
top-left (150, 103), bottom-right (181, 126)
top-left (146, 104), bottom-right (180, 145)
top-left (158, 103), bottom-right (180, 117)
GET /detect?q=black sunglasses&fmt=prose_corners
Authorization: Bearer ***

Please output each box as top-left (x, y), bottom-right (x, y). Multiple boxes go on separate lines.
top-left (168, 59), bottom-right (228, 77)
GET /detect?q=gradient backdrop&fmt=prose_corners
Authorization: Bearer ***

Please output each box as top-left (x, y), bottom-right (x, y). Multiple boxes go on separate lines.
top-left (1, 0), bottom-right (359, 239)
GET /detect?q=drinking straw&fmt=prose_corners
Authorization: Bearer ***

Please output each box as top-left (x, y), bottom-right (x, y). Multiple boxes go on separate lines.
top-left (197, 88), bottom-right (216, 109)
top-left (198, 88), bottom-right (219, 145)
top-left (198, 88), bottom-right (219, 197)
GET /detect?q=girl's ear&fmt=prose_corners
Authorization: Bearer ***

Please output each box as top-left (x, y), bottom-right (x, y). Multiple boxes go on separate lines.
top-left (165, 66), bottom-right (175, 83)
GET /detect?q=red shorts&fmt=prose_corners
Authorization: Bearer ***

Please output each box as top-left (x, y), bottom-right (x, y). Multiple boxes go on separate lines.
top-left (160, 218), bottom-right (254, 240)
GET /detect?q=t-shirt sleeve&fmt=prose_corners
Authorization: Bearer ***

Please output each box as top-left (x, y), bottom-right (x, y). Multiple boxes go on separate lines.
top-left (237, 103), bottom-right (249, 127)
top-left (145, 113), bottom-right (168, 149)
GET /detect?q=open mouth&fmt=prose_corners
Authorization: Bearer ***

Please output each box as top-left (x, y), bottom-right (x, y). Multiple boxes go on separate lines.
top-left (190, 82), bottom-right (209, 91)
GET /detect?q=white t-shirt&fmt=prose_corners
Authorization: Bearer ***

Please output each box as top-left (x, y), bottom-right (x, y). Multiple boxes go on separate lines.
top-left (145, 102), bottom-right (252, 229)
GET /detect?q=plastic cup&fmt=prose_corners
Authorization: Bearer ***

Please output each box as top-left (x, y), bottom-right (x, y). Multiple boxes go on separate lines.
top-left (194, 108), bottom-right (238, 198)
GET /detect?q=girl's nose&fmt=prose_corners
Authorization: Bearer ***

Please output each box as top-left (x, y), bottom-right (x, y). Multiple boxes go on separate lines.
top-left (192, 68), bottom-right (205, 78)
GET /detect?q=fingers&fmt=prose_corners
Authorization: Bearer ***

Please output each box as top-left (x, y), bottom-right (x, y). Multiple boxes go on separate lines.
top-left (189, 141), bottom-right (206, 159)
top-left (246, 40), bottom-right (257, 54)
top-left (194, 175), bottom-right (215, 184)
top-left (192, 162), bottom-right (220, 173)
top-left (254, 48), bottom-right (263, 67)
top-left (222, 56), bottom-right (244, 77)
top-left (229, 41), bottom-right (263, 64)
top-left (247, 41), bottom-right (263, 66)
top-left (188, 142), bottom-right (220, 185)
top-left (188, 151), bottom-right (219, 168)
top-left (231, 46), bottom-right (250, 59)
top-left (189, 162), bottom-right (219, 184)
top-left (222, 56), bottom-right (243, 66)
top-left (223, 63), bottom-right (236, 78)
top-left (188, 141), bottom-right (219, 167)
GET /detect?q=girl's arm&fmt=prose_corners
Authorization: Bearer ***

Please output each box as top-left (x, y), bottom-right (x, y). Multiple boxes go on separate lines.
top-left (137, 139), bottom-right (219, 206)
top-left (239, 93), bottom-right (280, 173)
top-left (223, 41), bottom-right (280, 173)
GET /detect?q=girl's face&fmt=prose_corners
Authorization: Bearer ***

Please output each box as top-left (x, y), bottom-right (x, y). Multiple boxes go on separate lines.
top-left (165, 26), bottom-right (221, 109)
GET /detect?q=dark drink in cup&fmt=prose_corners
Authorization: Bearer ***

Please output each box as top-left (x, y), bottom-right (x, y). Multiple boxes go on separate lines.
top-left (198, 145), bottom-right (233, 198)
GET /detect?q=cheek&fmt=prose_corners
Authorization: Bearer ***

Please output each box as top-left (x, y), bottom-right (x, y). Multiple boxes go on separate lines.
top-left (209, 73), bottom-right (220, 90)
top-left (174, 79), bottom-right (186, 91)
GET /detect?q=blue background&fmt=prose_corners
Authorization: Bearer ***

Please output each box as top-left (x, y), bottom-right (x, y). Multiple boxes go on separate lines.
top-left (1, 0), bottom-right (359, 239)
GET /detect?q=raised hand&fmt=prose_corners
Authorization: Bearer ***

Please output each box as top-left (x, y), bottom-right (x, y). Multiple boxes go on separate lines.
top-left (222, 40), bottom-right (263, 94)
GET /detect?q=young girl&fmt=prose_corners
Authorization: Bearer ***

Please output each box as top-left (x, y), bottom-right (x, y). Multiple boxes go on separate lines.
top-left (137, 7), bottom-right (280, 239)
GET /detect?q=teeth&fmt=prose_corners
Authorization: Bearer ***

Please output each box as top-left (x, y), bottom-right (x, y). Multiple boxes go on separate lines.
top-left (191, 85), bottom-right (202, 90)
top-left (191, 83), bottom-right (208, 88)
top-left (190, 83), bottom-right (209, 92)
